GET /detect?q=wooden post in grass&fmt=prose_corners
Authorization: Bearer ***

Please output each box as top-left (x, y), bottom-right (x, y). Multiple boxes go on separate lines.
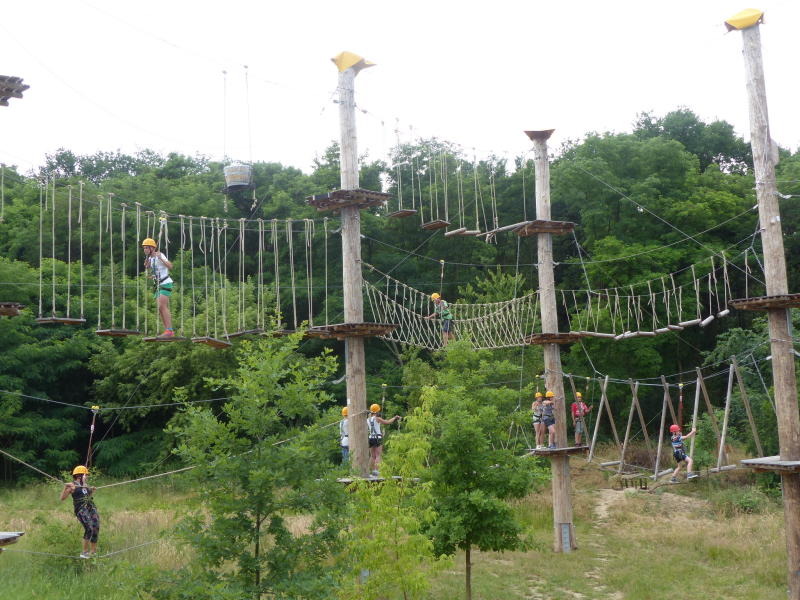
top-left (527, 129), bottom-right (575, 552)
top-left (717, 365), bottom-right (735, 470)
top-left (727, 13), bottom-right (800, 592)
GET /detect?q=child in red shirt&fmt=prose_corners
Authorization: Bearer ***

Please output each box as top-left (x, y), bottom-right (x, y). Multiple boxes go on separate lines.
top-left (570, 392), bottom-right (592, 446)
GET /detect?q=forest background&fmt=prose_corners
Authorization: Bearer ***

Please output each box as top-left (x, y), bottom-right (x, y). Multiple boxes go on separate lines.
top-left (1, 107), bottom-right (798, 480)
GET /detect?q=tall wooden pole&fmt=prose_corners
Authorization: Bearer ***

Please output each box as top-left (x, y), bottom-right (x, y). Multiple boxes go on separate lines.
top-left (527, 129), bottom-right (576, 552)
top-left (732, 16), bottom-right (800, 595)
top-left (336, 57), bottom-right (371, 477)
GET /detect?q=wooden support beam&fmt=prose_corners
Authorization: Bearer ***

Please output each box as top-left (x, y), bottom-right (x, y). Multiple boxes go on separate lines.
top-left (732, 356), bottom-right (765, 457)
top-left (618, 382), bottom-right (638, 474)
top-left (717, 365), bottom-right (735, 470)
top-left (588, 376), bottom-right (609, 463)
top-left (653, 380), bottom-right (669, 480)
top-left (630, 379), bottom-right (653, 454)
top-left (661, 376), bottom-right (677, 424)
top-left (689, 376), bottom-right (702, 461)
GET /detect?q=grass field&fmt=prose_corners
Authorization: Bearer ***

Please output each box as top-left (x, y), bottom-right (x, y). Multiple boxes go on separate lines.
top-left (0, 451), bottom-right (787, 600)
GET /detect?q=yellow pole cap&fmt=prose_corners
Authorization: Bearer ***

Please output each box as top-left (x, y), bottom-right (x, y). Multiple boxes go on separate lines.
top-left (724, 9), bottom-right (764, 31)
top-left (331, 51), bottom-right (375, 73)
top-left (91, 406), bottom-right (100, 410)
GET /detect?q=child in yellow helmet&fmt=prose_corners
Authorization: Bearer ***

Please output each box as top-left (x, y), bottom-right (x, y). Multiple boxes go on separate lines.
top-left (424, 293), bottom-right (455, 346)
top-left (367, 403), bottom-right (401, 477)
top-left (339, 406), bottom-right (349, 464)
top-left (59, 466), bottom-right (99, 558)
top-left (142, 238), bottom-right (175, 338)
top-left (531, 392), bottom-right (546, 449)
top-left (542, 391), bottom-right (557, 449)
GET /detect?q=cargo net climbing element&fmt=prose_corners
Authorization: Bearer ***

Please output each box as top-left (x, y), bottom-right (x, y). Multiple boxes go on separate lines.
top-left (363, 264), bottom-right (540, 350)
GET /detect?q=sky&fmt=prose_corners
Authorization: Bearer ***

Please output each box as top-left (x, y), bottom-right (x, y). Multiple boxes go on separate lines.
top-left (2, 1), bottom-right (799, 175)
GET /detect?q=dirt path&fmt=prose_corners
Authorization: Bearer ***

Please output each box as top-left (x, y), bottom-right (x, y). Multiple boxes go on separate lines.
top-left (581, 488), bottom-right (625, 599)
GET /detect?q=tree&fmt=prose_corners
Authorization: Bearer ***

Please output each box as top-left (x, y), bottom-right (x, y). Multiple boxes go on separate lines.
top-left (152, 333), bottom-right (347, 600)
top-left (417, 342), bottom-right (545, 600)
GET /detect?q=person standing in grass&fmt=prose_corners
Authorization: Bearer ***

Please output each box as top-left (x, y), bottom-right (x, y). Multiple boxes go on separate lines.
top-left (60, 465), bottom-right (100, 558)
top-left (669, 424), bottom-right (698, 483)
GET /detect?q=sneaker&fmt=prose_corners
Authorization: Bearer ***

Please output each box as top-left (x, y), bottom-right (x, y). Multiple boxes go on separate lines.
top-left (687, 473), bottom-right (698, 479)
top-left (670, 477), bottom-right (678, 483)
top-left (548, 444), bottom-right (557, 449)
top-left (158, 329), bottom-right (175, 338)
top-left (79, 552), bottom-right (91, 559)
top-left (370, 470), bottom-right (379, 477)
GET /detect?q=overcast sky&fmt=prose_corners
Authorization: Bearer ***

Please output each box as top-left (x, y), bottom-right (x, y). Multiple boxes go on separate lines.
top-left (2, 1), bottom-right (798, 175)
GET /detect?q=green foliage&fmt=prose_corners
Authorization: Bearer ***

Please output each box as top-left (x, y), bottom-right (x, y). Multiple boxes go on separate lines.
top-left (338, 395), bottom-right (447, 600)
top-left (153, 334), bottom-right (347, 600)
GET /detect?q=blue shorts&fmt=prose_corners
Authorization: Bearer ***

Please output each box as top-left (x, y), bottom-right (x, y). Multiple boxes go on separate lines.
top-left (543, 417), bottom-right (555, 428)
top-left (442, 319), bottom-right (453, 333)
top-left (674, 450), bottom-right (688, 463)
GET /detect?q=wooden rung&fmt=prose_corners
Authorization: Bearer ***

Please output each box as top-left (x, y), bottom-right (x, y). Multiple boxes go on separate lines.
top-left (600, 460), bottom-right (621, 467)
top-left (677, 319), bottom-right (701, 327)
top-left (729, 293), bottom-right (800, 311)
top-left (95, 329), bottom-right (142, 337)
top-left (707, 465), bottom-right (740, 473)
top-left (387, 209), bottom-right (417, 218)
top-left (224, 329), bottom-right (264, 339)
top-left (191, 337), bottom-right (233, 349)
top-left (740, 455), bottom-right (800, 473)
top-left (420, 219), bottom-right (450, 231)
top-left (443, 227), bottom-right (467, 237)
top-left (461, 230), bottom-right (481, 236)
top-left (515, 219), bottom-right (576, 237)
top-left (581, 331), bottom-right (616, 339)
top-left (35, 316), bottom-right (87, 325)
top-left (143, 335), bottom-right (189, 343)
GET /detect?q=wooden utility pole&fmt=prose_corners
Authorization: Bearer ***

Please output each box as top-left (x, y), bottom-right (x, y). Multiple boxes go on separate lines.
top-left (726, 10), bottom-right (800, 597)
top-left (527, 129), bottom-right (576, 552)
top-left (336, 53), bottom-right (372, 477)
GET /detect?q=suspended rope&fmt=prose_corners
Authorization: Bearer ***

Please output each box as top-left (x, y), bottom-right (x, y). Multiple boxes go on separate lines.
top-left (287, 219), bottom-right (298, 329)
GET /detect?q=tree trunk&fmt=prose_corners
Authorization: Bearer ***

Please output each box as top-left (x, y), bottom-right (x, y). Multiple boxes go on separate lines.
top-left (465, 544), bottom-right (471, 600)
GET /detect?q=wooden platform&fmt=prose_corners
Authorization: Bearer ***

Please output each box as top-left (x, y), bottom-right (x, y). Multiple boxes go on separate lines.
top-left (307, 188), bottom-right (390, 212)
top-left (268, 328), bottom-right (304, 338)
top-left (515, 220), bottom-right (576, 237)
top-left (96, 329), bottom-right (141, 337)
top-left (35, 316), bottom-right (86, 325)
top-left (420, 219), bottom-right (450, 231)
top-left (740, 455), bottom-right (800, 473)
top-left (524, 445), bottom-right (589, 457)
top-left (191, 336), bottom-right (233, 349)
top-left (305, 322), bottom-right (398, 340)
top-left (729, 293), bottom-right (800, 311)
top-left (336, 475), bottom-right (415, 484)
top-left (0, 532), bottom-right (24, 548)
top-left (522, 332), bottom-right (585, 345)
top-left (143, 335), bottom-right (189, 343)
top-left (0, 302), bottom-right (24, 317)
top-left (387, 209), bottom-right (417, 218)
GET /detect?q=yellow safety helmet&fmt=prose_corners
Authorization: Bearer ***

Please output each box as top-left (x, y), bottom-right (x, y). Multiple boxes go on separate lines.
top-left (72, 465), bottom-right (89, 476)
top-left (576, 392), bottom-right (582, 398)
top-left (341, 407), bottom-right (348, 417)
top-left (369, 403), bottom-right (381, 413)
top-left (141, 238), bottom-right (157, 248)
top-left (431, 292), bottom-right (441, 300)
top-left (534, 392), bottom-right (543, 398)
top-left (545, 391), bottom-right (555, 398)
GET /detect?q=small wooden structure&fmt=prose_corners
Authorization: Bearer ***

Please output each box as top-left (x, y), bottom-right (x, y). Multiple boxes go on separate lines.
top-left (740, 456), bottom-right (800, 474)
top-left (387, 208), bottom-right (417, 219)
top-left (0, 532), bottom-right (24, 548)
top-left (95, 328), bottom-right (141, 337)
top-left (191, 336), bottom-right (233, 349)
top-left (224, 329), bottom-right (264, 339)
top-left (420, 219), bottom-right (450, 231)
top-left (522, 332), bottom-right (585, 345)
top-left (35, 316), bottom-right (86, 325)
top-left (515, 219), bottom-right (575, 237)
top-left (307, 188), bottom-right (390, 212)
top-left (306, 322), bottom-right (397, 341)
top-left (729, 293), bottom-right (800, 311)
top-left (0, 302), bottom-right (24, 317)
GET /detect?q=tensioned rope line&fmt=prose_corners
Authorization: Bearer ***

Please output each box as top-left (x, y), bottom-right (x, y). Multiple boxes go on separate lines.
top-left (3, 538), bottom-right (165, 561)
